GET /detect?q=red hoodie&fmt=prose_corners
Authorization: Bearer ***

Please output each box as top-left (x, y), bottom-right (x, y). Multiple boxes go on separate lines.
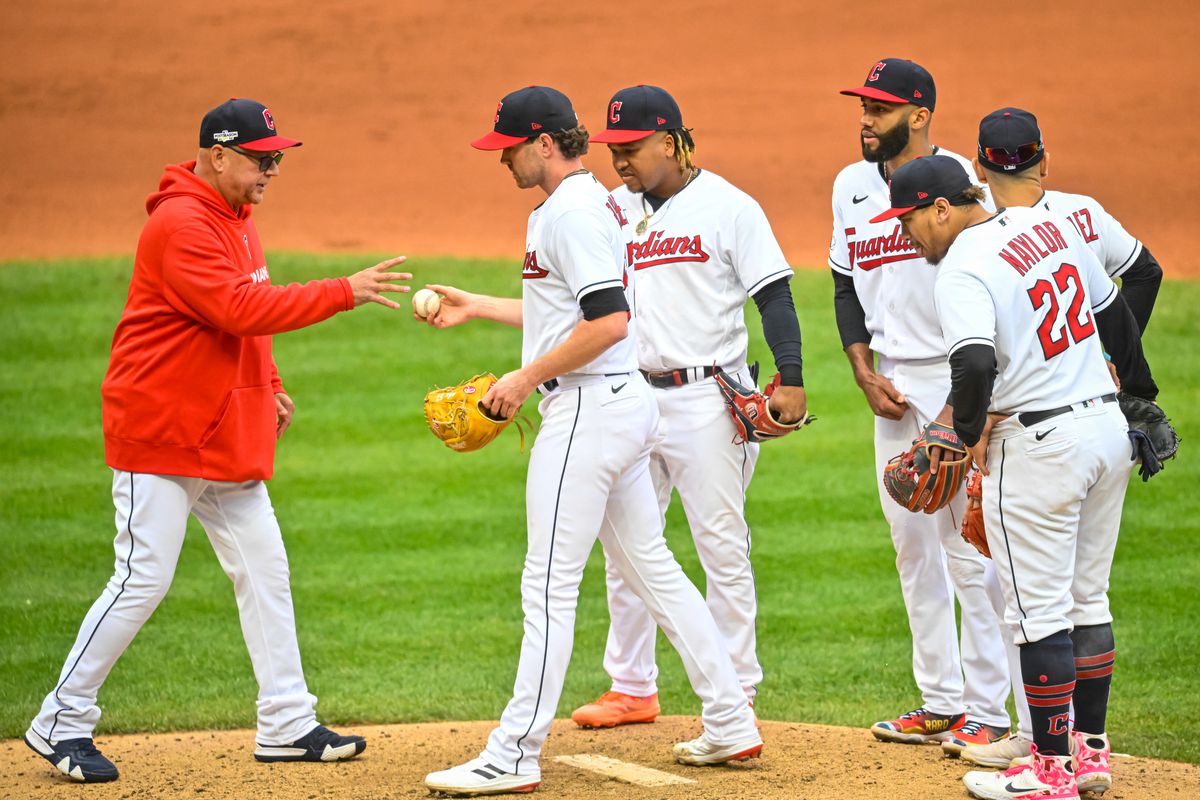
top-left (102, 161), bottom-right (353, 481)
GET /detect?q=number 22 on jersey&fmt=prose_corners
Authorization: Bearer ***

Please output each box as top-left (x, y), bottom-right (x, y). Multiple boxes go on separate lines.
top-left (1027, 262), bottom-right (1096, 360)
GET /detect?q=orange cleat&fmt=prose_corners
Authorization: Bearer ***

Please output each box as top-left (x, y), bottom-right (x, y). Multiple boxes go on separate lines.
top-left (570, 691), bottom-right (660, 728)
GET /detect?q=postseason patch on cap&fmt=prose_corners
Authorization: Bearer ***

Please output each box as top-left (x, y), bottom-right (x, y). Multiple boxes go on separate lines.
top-left (199, 98), bottom-right (302, 151)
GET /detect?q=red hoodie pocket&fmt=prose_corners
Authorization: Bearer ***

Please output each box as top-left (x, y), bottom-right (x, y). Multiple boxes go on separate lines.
top-left (199, 385), bottom-right (277, 478)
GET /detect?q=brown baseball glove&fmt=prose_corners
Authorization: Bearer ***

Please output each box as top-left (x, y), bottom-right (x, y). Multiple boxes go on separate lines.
top-left (960, 470), bottom-right (989, 558)
top-left (883, 421), bottom-right (971, 514)
top-left (713, 367), bottom-right (812, 444)
top-left (424, 373), bottom-right (516, 452)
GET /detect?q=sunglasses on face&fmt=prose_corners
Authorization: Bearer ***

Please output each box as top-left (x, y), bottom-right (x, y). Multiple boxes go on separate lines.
top-left (226, 145), bottom-right (285, 172)
top-left (979, 140), bottom-right (1043, 167)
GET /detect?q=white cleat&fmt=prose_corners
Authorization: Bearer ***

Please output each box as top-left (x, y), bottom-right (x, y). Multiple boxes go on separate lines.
top-left (673, 734), bottom-right (763, 766)
top-left (962, 735), bottom-right (1035, 769)
top-left (425, 757), bottom-right (541, 796)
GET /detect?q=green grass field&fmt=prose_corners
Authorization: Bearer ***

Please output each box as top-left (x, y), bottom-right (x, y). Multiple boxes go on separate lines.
top-left (1, 255), bottom-right (1196, 764)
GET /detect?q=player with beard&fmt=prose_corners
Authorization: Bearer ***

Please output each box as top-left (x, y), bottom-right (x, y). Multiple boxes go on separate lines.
top-left (828, 59), bottom-right (1015, 754)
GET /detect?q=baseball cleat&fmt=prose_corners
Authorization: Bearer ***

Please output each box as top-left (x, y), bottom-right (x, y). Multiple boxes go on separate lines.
top-left (570, 691), bottom-right (660, 728)
top-left (963, 746), bottom-right (1079, 799)
top-left (1071, 731), bottom-right (1112, 795)
top-left (424, 757), bottom-right (540, 796)
top-left (254, 724), bottom-right (366, 762)
top-left (24, 727), bottom-right (119, 783)
top-left (673, 733), bottom-right (763, 766)
top-left (961, 734), bottom-right (1034, 768)
top-left (870, 706), bottom-right (967, 744)
top-left (943, 720), bottom-right (1014, 757)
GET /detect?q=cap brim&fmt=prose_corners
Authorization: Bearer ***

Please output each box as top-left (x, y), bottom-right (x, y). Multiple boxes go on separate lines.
top-left (589, 128), bottom-right (656, 144)
top-left (470, 130), bottom-right (530, 150)
top-left (869, 205), bottom-right (916, 224)
top-left (840, 87), bottom-right (911, 105)
top-left (238, 135), bottom-right (302, 150)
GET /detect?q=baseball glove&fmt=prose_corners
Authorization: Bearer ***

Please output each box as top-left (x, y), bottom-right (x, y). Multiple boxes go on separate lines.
top-left (424, 373), bottom-right (515, 452)
top-left (960, 470), bottom-right (989, 558)
top-left (713, 367), bottom-right (812, 444)
top-left (883, 421), bottom-right (971, 514)
top-left (1119, 392), bottom-right (1180, 482)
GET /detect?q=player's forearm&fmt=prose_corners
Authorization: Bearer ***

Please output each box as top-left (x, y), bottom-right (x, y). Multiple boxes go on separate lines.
top-left (751, 277), bottom-right (804, 386)
top-left (845, 342), bottom-right (877, 385)
top-left (470, 296), bottom-right (524, 328)
top-left (949, 344), bottom-right (996, 447)
top-left (832, 270), bottom-right (871, 351)
top-left (1095, 294), bottom-right (1158, 401)
top-left (520, 313), bottom-right (628, 386)
top-left (1118, 246), bottom-right (1163, 333)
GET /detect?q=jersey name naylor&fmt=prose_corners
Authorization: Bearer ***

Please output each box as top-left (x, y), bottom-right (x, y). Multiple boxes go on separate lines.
top-left (845, 223), bottom-right (919, 271)
top-left (627, 231), bottom-right (710, 270)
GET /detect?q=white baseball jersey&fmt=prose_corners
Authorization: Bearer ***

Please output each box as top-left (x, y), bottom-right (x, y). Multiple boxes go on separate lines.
top-left (935, 205), bottom-right (1119, 413)
top-left (829, 148), bottom-right (987, 361)
top-left (611, 171), bottom-right (793, 372)
top-left (1035, 189), bottom-right (1142, 278)
top-left (521, 172), bottom-right (635, 375)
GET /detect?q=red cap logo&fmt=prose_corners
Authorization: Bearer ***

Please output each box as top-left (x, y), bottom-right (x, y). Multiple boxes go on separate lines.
top-left (867, 61), bottom-right (886, 82)
top-left (494, 101), bottom-right (503, 124)
top-left (262, 108), bottom-right (276, 130)
top-left (913, 90), bottom-right (922, 98)
top-left (531, 122), bottom-right (542, 130)
top-left (656, 116), bottom-right (666, 125)
top-left (609, 100), bottom-right (623, 124)
top-left (917, 191), bottom-right (929, 199)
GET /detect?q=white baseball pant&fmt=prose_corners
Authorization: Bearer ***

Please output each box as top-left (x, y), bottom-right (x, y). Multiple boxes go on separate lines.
top-left (31, 471), bottom-right (319, 746)
top-left (874, 356), bottom-right (1012, 728)
top-left (483, 376), bottom-right (757, 775)
top-left (601, 368), bottom-right (761, 700)
top-left (982, 401), bottom-right (1132, 646)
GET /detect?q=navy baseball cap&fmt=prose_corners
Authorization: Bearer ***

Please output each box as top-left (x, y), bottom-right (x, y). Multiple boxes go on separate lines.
top-left (841, 58), bottom-right (936, 112)
top-left (471, 86), bottom-right (579, 150)
top-left (200, 99), bottom-right (301, 150)
top-left (869, 155), bottom-right (973, 223)
top-left (978, 107), bottom-right (1045, 173)
top-left (590, 85), bottom-right (684, 144)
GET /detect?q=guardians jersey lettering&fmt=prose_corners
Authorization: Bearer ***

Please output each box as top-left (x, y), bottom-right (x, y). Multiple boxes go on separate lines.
top-left (829, 147), bottom-right (985, 361)
top-left (520, 172), bottom-right (636, 375)
top-left (935, 206), bottom-right (1118, 413)
top-left (610, 170), bottom-right (792, 373)
top-left (627, 231), bottom-right (709, 269)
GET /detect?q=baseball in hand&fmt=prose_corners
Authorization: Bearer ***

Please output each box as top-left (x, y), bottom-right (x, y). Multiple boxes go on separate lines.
top-left (413, 288), bottom-right (442, 319)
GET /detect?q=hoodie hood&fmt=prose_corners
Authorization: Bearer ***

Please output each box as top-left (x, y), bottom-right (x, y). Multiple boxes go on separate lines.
top-left (146, 161), bottom-right (250, 222)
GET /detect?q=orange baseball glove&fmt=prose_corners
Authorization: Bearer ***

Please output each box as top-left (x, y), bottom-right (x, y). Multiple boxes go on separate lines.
top-left (961, 470), bottom-right (989, 558)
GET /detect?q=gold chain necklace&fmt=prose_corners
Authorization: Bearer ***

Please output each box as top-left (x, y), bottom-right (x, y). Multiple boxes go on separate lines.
top-left (637, 168), bottom-right (699, 236)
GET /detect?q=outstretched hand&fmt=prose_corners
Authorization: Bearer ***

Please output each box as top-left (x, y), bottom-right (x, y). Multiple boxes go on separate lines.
top-left (421, 283), bottom-right (479, 329)
top-left (347, 256), bottom-right (412, 309)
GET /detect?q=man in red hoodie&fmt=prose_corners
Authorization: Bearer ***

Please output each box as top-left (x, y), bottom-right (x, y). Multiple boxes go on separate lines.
top-left (24, 98), bottom-right (410, 784)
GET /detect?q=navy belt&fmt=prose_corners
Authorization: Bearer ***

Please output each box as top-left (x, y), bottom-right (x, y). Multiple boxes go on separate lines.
top-left (640, 365), bottom-right (718, 389)
top-left (1017, 393), bottom-right (1116, 427)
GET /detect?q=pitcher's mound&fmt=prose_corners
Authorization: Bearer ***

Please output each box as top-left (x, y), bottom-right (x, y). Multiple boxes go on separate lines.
top-left (4, 717), bottom-right (1196, 799)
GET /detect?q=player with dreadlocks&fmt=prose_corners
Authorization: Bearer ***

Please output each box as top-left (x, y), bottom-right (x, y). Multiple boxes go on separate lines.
top-left (571, 85), bottom-right (806, 729)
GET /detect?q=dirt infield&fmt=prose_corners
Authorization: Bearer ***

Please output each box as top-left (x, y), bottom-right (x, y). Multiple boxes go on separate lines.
top-left (4, 717), bottom-right (1197, 799)
top-left (2, 2), bottom-right (1196, 275)
top-left (5, 717), bottom-right (1199, 799)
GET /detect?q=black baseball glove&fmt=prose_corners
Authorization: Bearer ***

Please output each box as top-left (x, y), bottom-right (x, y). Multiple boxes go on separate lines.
top-left (1119, 393), bottom-right (1180, 482)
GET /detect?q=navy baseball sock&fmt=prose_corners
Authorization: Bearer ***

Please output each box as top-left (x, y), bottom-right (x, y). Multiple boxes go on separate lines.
top-left (1021, 630), bottom-right (1075, 757)
top-left (1071, 623), bottom-right (1115, 734)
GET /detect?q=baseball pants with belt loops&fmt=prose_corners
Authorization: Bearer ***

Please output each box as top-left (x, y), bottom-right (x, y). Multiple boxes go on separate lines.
top-left (601, 366), bottom-right (761, 700)
top-left (483, 376), bottom-right (756, 774)
top-left (32, 471), bottom-right (319, 746)
top-left (875, 356), bottom-right (1014, 729)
